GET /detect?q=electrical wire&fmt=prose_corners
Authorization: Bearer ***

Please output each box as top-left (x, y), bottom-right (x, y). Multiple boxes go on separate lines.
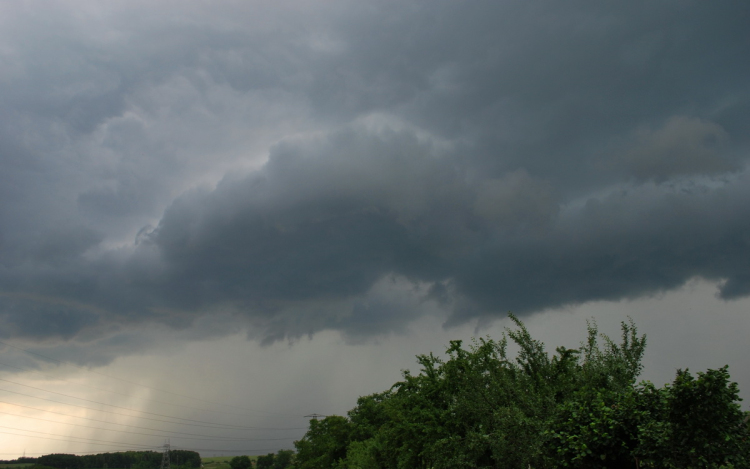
top-left (0, 340), bottom-right (299, 417)
top-left (0, 386), bottom-right (304, 431)
top-left (0, 400), bottom-right (303, 438)
top-left (0, 427), bottom-right (162, 449)
top-left (0, 378), bottom-right (271, 430)
top-left (0, 361), bottom-right (283, 421)
top-left (0, 410), bottom-right (297, 442)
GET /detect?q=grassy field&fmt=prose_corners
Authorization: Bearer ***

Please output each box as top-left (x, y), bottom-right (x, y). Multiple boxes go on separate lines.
top-left (0, 465), bottom-right (34, 468)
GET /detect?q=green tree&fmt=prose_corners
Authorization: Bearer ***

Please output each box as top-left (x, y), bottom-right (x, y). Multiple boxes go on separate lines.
top-left (229, 456), bottom-right (251, 469)
top-left (272, 450), bottom-right (294, 469)
top-left (547, 387), bottom-right (641, 468)
top-left (295, 314), bottom-right (750, 469)
top-left (256, 454), bottom-right (274, 469)
top-left (636, 366), bottom-right (750, 468)
top-left (294, 416), bottom-right (351, 469)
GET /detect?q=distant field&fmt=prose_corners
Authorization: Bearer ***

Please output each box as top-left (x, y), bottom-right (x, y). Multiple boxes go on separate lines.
top-left (201, 457), bottom-right (233, 463)
top-left (202, 456), bottom-right (258, 467)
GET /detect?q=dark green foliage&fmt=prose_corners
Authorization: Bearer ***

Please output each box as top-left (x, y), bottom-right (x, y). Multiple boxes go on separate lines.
top-left (256, 454), bottom-right (273, 469)
top-left (35, 451), bottom-right (200, 469)
top-left (549, 366), bottom-right (750, 468)
top-left (635, 366), bottom-right (750, 468)
top-left (36, 455), bottom-right (81, 469)
top-left (294, 416), bottom-right (351, 468)
top-left (169, 451), bottom-right (201, 469)
top-left (229, 456), bottom-right (251, 469)
top-left (548, 388), bottom-right (641, 468)
top-left (255, 449), bottom-right (294, 469)
top-left (293, 314), bottom-right (750, 469)
top-left (272, 450), bottom-right (294, 469)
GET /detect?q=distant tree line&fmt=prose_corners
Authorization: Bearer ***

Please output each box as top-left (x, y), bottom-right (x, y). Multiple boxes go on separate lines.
top-left (26, 450), bottom-right (200, 469)
top-left (292, 314), bottom-right (750, 468)
top-left (229, 450), bottom-right (293, 469)
top-left (0, 458), bottom-right (38, 464)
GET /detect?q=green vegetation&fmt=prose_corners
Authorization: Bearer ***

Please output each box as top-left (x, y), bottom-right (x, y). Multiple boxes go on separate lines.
top-left (4, 314), bottom-right (747, 469)
top-left (25, 451), bottom-right (200, 469)
top-left (228, 456), bottom-right (251, 469)
top-left (203, 456), bottom-right (236, 469)
top-left (293, 314), bottom-right (750, 468)
top-left (0, 457), bottom-right (38, 468)
top-left (203, 457), bottom-right (247, 464)
top-left (249, 451), bottom-right (293, 469)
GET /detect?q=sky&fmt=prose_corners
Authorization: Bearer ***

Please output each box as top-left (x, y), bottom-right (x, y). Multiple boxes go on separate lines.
top-left (1, 0), bottom-right (750, 458)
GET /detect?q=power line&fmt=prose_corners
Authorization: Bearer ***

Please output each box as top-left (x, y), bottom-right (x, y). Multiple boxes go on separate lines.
top-left (0, 427), bottom-right (162, 449)
top-left (0, 338), bottom-right (308, 457)
top-left (0, 360), bottom-right (288, 421)
top-left (170, 446), bottom-right (294, 454)
top-left (0, 387), bottom-right (306, 431)
top-left (0, 399), bottom-right (303, 437)
top-left (0, 340), bottom-right (298, 417)
top-left (0, 377), bottom-right (265, 429)
top-left (0, 410), bottom-right (297, 442)
top-left (0, 449), bottom-right (157, 456)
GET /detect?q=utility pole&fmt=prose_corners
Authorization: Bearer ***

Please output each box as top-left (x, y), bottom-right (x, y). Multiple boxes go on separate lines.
top-left (160, 440), bottom-right (171, 469)
top-left (304, 413), bottom-right (326, 420)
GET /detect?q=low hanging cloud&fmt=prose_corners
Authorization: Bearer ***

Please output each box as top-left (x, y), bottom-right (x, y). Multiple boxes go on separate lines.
top-left (8, 126), bottom-right (750, 356)
top-left (620, 116), bottom-right (736, 181)
top-left (0, 1), bottom-right (749, 364)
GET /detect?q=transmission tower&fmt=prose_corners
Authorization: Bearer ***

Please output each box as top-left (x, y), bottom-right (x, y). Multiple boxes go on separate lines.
top-left (160, 440), bottom-right (171, 469)
top-left (304, 413), bottom-right (326, 420)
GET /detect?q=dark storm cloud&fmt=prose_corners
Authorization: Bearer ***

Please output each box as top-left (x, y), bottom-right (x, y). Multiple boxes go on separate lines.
top-left (617, 116), bottom-right (736, 181)
top-left (1, 1), bottom-right (749, 359)
top-left (142, 130), bottom-right (750, 333)
top-left (302, 2), bottom-right (750, 189)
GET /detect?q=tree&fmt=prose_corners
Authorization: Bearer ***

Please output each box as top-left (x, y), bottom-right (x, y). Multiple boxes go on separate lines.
top-left (636, 366), bottom-right (750, 468)
top-left (294, 416), bottom-right (351, 469)
top-left (229, 456), bottom-right (251, 469)
top-left (256, 454), bottom-right (274, 469)
top-left (272, 450), bottom-right (294, 469)
top-left (294, 314), bottom-right (750, 468)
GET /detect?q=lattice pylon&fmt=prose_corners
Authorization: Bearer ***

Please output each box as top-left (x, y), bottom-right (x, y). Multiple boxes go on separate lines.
top-left (160, 440), bottom-right (171, 469)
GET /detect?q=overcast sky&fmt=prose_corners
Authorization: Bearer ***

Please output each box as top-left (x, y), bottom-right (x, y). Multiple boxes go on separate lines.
top-left (1, 0), bottom-right (749, 458)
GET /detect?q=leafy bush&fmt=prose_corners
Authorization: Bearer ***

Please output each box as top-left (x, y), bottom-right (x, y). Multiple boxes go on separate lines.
top-left (293, 315), bottom-right (749, 468)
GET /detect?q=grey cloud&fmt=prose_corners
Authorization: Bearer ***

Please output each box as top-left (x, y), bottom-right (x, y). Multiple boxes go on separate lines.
top-left (1, 1), bottom-right (749, 363)
top-left (473, 170), bottom-right (558, 230)
top-left (619, 116), bottom-right (736, 181)
top-left (150, 130), bottom-right (451, 306)
top-left (142, 128), bottom-right (750, 334)
top-left (449, 178), bottom-right (750, 323)
top-left (317, 2), bottom-right (750, 191)
top-left (0, 294), bottom-right (101, 341)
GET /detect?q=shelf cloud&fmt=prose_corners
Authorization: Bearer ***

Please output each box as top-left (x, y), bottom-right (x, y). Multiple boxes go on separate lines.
top-left (1, 1), bottom-right (749, 364)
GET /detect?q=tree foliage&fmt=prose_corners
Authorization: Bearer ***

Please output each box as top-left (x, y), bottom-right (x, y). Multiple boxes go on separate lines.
top-left (256, 449), bottom-right (294, 469)
top-left (256, 454), bottom-right (274, 469)
top-left (229, 456), bottom-right (251, 469)
top-left (293, 314), bottom-right (749, 468)
top-left (272, 450), bottom-right (294, 469)
top-left (34, 451), bottom-right (201, 469)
